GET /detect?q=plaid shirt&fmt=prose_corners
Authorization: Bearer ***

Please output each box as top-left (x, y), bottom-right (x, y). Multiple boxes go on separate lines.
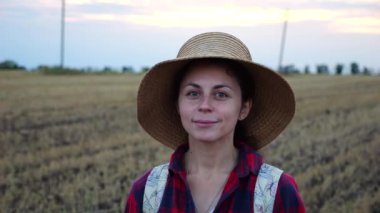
top-left (125, 142), bottom-right (305, 213)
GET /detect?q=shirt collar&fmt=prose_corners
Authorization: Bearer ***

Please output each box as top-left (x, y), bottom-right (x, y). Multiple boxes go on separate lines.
top-left (168, 142), bottom-right (263, 177)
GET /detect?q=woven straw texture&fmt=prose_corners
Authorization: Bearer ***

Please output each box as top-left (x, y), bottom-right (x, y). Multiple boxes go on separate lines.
top-left (137, 32), bottom-right (295, 150)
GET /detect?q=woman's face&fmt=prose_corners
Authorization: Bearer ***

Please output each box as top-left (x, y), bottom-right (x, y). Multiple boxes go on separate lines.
top-left (177, 63), bottom-right (251, 144)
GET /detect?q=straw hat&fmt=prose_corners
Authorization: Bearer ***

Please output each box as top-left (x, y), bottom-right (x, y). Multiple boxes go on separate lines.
top-left (137, 32), bottom-right (295, 150)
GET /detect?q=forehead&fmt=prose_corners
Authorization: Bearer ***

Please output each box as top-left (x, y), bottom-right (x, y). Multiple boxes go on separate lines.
top-left (181, 62), bottom-right (238, 85)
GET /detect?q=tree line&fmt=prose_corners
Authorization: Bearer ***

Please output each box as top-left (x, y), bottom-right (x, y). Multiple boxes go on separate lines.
top-left (279, 62), bottom-right (374, 75)
top-left (0, 60), bottom-right (145, 74)
top-left (0, 59), bottom-right (377, 75)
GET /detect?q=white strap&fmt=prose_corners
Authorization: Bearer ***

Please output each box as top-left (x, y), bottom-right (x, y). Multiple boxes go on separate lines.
top-left (254, 163), bottom-right (283, 213)
top-left (143, 162), bottom-right (283, 213)
top-left (143, 163), bottom-right (169, 213)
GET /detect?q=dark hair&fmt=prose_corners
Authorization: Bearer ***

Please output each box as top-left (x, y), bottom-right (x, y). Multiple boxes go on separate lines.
top-left (171, 58), bottom-right (253, 142)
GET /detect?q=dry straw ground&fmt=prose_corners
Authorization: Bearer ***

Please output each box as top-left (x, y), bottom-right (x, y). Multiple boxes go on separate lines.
top-left (0, 71), bottom-right (379, 212)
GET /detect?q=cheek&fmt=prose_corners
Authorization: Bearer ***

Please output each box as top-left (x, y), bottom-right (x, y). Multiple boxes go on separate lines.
top-left (177, 99), bottom-right (191, 121)
top-left (220, 102), bottom-right (242, 118)
top-left (178, 106), bottom-right (194, 134)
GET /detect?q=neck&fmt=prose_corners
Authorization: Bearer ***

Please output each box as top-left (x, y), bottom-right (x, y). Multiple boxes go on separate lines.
top-left (185, 136), bottom-right (238, 175)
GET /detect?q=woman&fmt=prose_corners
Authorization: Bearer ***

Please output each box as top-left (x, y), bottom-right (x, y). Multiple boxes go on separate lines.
top-left (126, 32), bottom-right (305, 212)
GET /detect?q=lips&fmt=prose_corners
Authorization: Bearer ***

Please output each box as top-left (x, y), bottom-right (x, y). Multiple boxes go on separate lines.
top-left (192, 119), bottom-right (218, 128)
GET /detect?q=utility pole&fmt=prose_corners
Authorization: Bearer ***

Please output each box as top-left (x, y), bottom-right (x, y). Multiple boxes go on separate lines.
top-left (60, 0), bottom-right (65, 69)
top-left (278, 9), bottom-right (288, 72)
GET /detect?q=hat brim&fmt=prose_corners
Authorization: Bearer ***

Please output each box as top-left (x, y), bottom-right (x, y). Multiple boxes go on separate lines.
top-left (137, 56), bottom-right (295, 150)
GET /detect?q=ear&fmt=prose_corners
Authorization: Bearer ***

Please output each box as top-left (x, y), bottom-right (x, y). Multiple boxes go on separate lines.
top-left (239, 99), bottom-right (252, 120)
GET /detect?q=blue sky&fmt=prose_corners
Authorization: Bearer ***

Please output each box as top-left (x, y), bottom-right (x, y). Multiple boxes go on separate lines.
top-left (1, 0), bottom-right (379, 73)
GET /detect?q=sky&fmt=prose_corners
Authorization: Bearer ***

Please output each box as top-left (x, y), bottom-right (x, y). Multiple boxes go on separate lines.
top-left (1, 0), bottom-right (380, 73)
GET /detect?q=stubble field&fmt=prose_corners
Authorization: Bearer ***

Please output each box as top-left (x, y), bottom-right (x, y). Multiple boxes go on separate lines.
top-left (0, 71), bottom-right (379, 212)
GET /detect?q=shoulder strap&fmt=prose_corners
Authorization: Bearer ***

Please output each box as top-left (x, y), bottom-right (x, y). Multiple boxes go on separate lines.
top-left (142, 162), bottom-right (282, 213)
top-left (254, 163), bottom-right (283, 213)
top-left (143, 163), bottom-right (169, 213)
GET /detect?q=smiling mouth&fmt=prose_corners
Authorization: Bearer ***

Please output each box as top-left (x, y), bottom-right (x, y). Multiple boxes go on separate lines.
top-left (192, 120), bottom-right (218, 127)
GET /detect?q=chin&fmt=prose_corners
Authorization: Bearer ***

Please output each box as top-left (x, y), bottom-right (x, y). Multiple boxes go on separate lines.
top-left (190, 134), bottom-right (222, 143)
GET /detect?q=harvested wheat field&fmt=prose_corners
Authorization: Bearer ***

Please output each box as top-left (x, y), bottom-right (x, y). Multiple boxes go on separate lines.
top-left (0, 71), bottom-right (379, 212)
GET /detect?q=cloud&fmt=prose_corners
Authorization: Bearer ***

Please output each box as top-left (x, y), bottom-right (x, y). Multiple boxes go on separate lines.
top-left (3, 0), bottom-right (380, 34)
top-left (66, 1), bottom-right (380, 34)
top-left (123, 7), bottom-right (345, 27)
top-left (331, 17), bottom-right (380, 34)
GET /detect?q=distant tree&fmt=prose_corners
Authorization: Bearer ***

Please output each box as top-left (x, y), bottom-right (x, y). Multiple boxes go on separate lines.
top-left (350, 62), bottom-right (360, 75)
top-left (36, 65), bottom-right (50, 71)
top-left (102, 66), bottom-right (112, 72)
top-left (0, 60), bottom-right (25, 70)
top-left (84, 67), bottom-right (94, 72)
top-left (141, 66), bottom-right (150, 72)
top-left (316, 64), bottom-right (329, 74)
top-left (122, 66), bottom-right (134, 73)
top-left (335, 64), bottom-right (344, 75)
top-left (363, 67), bottom-right (371, 75)
top-left (304, 65), bottom-right (310, 74)
top-left (279, 64), bottom-right (299, 75)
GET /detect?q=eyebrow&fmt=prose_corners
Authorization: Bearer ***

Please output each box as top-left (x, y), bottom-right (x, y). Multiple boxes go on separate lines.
top-left (184, 83), bottom-right (232, 90)
top-left (185, 83), bottom-right (201, 89)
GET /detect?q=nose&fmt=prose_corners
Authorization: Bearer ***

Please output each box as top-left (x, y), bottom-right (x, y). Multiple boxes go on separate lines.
top-left (198, 95), bottom-right (213, 112)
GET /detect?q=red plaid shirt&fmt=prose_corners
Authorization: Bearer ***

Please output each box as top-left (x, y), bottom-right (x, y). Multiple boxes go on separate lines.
top-left (125, 142), bottom-right (305, 212)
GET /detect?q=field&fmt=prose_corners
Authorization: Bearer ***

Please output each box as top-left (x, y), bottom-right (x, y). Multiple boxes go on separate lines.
top-left (0, 71), bottom-right (379, 212)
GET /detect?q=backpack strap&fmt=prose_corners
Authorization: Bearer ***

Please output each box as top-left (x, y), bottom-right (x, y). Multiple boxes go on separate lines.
top-left (254, 163), bottom-right (283, 213)
top-left (143, 163), bottom-right (169, 213)
top-left (142, 162), bottom-right (283, 213)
